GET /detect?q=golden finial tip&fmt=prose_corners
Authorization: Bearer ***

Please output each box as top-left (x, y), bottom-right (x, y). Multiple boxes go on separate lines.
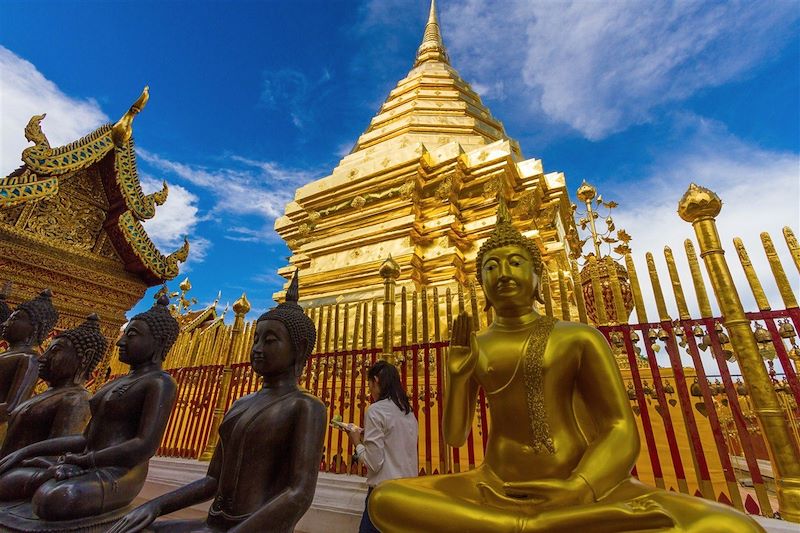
top-left (677, 183), bottom-right (722, 223)
top-left (415, 0), bottom-right (449, 65)
top-left (233, 292), bottom-right (251, 315)
top-left (576, 180), bottom-right (597, 203)
top-left (112, 86), bottom-right (150, 148)
top-left (179, 277), bottom-right (192, 292)
top-left (379, 254), bottom-right (401, 279)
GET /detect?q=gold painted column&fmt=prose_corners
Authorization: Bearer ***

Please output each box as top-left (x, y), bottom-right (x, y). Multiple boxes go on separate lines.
top-left (678, 184), bottom-right (800, 522)
top-left (379, 255), bottom-right (401, 363)
top-left (199, 293), bottom-right (251, 461)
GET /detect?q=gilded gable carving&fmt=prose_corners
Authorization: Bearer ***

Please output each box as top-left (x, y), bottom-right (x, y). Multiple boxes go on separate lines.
top-left (99, 232), bottom-right (122, 261)
top-left (0, 204), bottom-right (25, 226)
top-left (24, 193), bottom-right (106, 250)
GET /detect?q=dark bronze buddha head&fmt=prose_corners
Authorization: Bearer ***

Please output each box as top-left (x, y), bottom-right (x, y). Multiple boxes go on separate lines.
top-left (117, 295), bottom-right (180, 366)
top-left (40, 314), bottom-right (108, 386)
top-left (254, 271), bottom-right (316, 378)
top-left (476, 199), bottom-right (545, 312)
top-left (1, 289), bottom-right (59, 347)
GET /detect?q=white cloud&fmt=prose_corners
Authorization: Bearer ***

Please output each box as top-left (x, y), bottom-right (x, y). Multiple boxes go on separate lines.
top-left (440, 0), bottom-right (800, 139)
top-left (140, 176), bottom-right (206, 265)
top-left (0, 46), bottom-right (109, 175)
top-left (136, 148), bottom-right (319, 243)
top-left (599, 116), bottom-right (799, 373)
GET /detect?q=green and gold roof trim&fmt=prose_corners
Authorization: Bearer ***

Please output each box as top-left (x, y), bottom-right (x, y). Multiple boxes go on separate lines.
top-left (2, 87), bottom-right (167, 220)
top-left (1, 87), bottom-right (189, 284)
top-left (117, 210), bottom-right (190, 281)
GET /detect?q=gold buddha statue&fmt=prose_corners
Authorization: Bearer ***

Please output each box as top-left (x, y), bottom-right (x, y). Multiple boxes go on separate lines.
top-left (369, 199), bottom-right (763, 532)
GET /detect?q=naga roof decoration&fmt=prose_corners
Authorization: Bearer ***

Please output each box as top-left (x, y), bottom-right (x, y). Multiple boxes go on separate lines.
top-left (0, 87), bottom-right (188, 285)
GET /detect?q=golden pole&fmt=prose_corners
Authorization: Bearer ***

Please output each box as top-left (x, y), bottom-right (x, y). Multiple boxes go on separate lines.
top-left (733, 237), bottom-right (772, 311)
top-left (783, 227), bottom-right (800, 275)
top-left (678, 184), bottom-right (800, 522)
top-left (664, 246), bottom-right (690, 320)
top-left (380, 255), bottom-right (400, 362)
top-left (557, 269), bottom-right (571, 321)
top-left (199, 293), bottom-right (250, 461)
top-left (684, 240), bottom-right (713, 318)
top-left (761, 232), bottom-right (799, 309)
top-left (570, 260), bottom-right (589, 324)
top-left (624, 252), bottom-right (649, 323)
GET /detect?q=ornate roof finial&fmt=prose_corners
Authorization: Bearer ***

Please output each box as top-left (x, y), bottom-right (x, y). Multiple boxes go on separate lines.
top-left (286, 269), bottom-right (300, 303)
top-left (112, 86), bottom-right (150, 148)
top-left (415, 0), bottom-right (449, 66)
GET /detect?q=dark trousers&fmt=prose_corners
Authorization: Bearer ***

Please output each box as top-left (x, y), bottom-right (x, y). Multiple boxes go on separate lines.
top-left (359, 486), bottom-right (380, 533)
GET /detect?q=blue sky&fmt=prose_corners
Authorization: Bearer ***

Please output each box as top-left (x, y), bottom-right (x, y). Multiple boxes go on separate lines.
top-left (1, 0), bottom-right (798, 320)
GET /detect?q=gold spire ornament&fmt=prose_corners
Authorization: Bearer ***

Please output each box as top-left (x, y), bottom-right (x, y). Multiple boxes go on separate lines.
top-left (415, 0), bottom-right (449, 66)
top-left (570, 180), bottom-right (634, 325)
top-left (111, 86), bottom-right (149, 148)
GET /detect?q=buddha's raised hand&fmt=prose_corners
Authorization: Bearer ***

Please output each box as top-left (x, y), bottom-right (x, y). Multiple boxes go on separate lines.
top-left (448, 313), bottom-right (478, 376)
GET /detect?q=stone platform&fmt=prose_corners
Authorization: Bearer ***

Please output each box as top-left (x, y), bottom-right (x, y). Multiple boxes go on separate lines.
top-left (141, 457), bottom-right (793, 533)
top-left (140, 457), bottom-right (365, 532)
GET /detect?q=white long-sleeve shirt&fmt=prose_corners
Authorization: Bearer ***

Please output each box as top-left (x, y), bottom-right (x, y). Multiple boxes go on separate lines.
top-left (356, 398), bottom-right (418, 487)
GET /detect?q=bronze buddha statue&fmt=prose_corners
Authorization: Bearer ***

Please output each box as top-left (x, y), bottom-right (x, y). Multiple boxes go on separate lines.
top-left (1, 313), bottom-right (108, 458)
top-left (109, 272), bottom-right (326, 533)
top-left (0, 295), bottom-right (179, 526)
top-left (0, 289), bottom-right (59, 428)
top-left (369, 200), bottom-right (763, 532)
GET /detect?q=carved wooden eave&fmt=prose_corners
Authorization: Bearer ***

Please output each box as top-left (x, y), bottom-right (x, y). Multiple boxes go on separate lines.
top-left (0, 87), bottom-right (189, 285)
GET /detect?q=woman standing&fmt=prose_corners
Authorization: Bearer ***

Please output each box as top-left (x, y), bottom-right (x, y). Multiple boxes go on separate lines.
top-left (348, 360), bottom-right (418, 533)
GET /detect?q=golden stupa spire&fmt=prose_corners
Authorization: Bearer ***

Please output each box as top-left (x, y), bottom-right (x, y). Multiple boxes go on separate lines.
top-left (415, 0), bottom-right (449, 66)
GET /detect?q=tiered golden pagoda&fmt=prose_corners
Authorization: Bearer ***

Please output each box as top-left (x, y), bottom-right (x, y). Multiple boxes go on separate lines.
top-left (0, 87), bottom-right (189, 345)
top-left (274, 0), bottom-right (578, 306)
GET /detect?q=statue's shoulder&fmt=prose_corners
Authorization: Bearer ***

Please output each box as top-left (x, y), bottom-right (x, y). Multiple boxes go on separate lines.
top-left (149, 369), bottom-right (178, 391)
top-left (296, 389), bottom-right (326, 412)
top-left (553, 320), bottom-right (606, 341)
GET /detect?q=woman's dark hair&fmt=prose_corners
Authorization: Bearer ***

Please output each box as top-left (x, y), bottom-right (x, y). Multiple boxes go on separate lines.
top-left (368, 360), bottom-right (411, 415)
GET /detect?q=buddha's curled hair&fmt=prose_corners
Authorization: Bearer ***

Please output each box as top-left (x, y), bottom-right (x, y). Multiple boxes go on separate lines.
top-left (130, 294), bottom-right (180, 359)
top-left (57, 314), bottom-right (108, 379)
top-left (257, 270), bottom-right (316, 369)
top-left (475, 197), bottom-right (544, 286)
top-left (16, 289), bottom-right (59, 345)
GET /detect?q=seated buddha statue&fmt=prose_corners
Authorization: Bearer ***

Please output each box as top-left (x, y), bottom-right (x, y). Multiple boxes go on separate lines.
top-left (109, 272), bottom-right (326, 533)
top-left (369, 200), bottom-right (763, 533)
top-left (0, 295), bottom-right (179, 523)
top-left (0, 289), bottom-right (59, 427)
top-left (1, 313), bottom-right (107, 457)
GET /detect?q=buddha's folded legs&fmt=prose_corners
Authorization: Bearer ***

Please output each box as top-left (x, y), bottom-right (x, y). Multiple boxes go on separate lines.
top-left (370, 474), bottom-right (765, 533)
top-left (370, 467), bottom-right (525, 533)
top-left (0, 467), bottom-right (55, 501)
top-left (31, 465), bottom-right (147, 521)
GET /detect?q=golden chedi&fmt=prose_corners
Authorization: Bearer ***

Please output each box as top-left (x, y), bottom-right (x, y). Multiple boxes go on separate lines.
top-left (368, 199), bottom-right (762, 532)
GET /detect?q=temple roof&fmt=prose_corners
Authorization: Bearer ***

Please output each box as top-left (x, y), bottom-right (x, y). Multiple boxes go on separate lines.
top-left (0, 87), bottom-right (188, 285)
